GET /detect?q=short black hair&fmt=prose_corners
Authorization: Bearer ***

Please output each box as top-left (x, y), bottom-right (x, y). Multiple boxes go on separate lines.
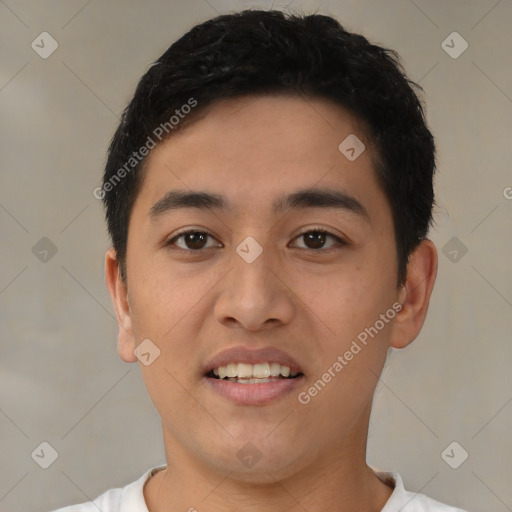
top-left (101, 9), bottom-right (436, 288)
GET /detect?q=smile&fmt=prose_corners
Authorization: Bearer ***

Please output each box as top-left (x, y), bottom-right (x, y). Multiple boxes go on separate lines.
top-left (203, 346), bottom-right (305, 404)
top-left (208, 362), bottom-right (302, 381)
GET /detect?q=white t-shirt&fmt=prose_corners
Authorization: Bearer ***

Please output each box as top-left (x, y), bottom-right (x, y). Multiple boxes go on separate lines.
top-left (51, 465), bottom-right (468, 512)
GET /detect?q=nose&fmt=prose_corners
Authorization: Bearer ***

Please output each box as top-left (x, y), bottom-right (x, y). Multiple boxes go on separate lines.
top-left (213, 242), bottom-right (295, 332)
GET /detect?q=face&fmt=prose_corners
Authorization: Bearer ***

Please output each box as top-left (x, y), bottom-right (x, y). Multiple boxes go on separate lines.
top-left (106, 94), bottom-right (433, 483)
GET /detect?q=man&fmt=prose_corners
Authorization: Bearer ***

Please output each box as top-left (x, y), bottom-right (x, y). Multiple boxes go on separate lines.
top-left (54, 9), bottom-right (467, 512)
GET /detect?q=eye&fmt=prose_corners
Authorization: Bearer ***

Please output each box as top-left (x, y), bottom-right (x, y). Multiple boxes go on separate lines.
top-left (165, 227), bottom-right (347, 253)
top-left (291, 228), bottom-right (346, 251)
top-left (165, 230), bottom-right (221, 251)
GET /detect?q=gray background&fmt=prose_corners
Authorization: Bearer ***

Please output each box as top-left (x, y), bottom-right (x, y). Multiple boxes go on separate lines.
top-left (1, 1), bottom-right (511, 511)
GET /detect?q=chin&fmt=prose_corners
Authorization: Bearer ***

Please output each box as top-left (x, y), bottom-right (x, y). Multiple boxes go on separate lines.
top-left (200, 438), bottom-right (311, 483)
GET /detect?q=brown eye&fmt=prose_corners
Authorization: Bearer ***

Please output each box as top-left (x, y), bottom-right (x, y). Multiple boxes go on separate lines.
top-left (166, 231), bottom-right (220, 251)
top-left (181, 232), bottom-right (208, 250)
top-left (303, 231), bottom-right (327, 249)
top-left (293, 230), bottom-right (345, 251)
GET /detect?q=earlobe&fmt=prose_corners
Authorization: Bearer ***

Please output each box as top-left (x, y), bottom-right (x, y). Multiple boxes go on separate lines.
top-left (389, 239), bottom-right (438, 349)
top-left (104, 247), bottom-right (138, 363)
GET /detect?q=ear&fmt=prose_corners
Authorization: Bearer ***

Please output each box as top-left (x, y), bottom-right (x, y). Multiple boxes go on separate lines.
top-left (105, 247), bottom-right (138, 363)
top-left (389, 239), bottom-right (438, 349)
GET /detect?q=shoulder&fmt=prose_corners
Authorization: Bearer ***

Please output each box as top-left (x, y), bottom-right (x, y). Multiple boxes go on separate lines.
top-left (377, 471), bottom-right (468, 512)
top-left (50, 487), bottom-right (122, 512)
top-left (49, 465), bottom-right (165, 512)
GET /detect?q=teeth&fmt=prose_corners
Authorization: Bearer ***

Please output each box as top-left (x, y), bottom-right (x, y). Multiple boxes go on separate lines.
top-left (226, 363), bottom-right (237, 378)
top-left (253, 363), bottom-right (270, 378)
top-left (237, 363), bottom-right (253, 378)
top-left (211, 362), bottom-right (298, 379)
top-left (227, 377), bottom-right (275, 384)
top-left (269, 362), bottom-right (281, 377)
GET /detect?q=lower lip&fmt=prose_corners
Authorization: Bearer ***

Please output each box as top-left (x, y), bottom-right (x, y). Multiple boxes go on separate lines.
top-left (205, 376), bottom-right (304, 405)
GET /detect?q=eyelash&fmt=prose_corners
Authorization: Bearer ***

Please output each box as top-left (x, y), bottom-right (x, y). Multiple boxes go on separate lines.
top-left (164, 227), bottom-right (347, 254)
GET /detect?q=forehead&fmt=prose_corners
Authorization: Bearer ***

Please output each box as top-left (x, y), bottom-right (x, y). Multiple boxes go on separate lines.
top-left (134, 94), bottom-right (391, 225)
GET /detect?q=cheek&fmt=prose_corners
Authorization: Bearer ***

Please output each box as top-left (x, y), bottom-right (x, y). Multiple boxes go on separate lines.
top-left (296, 265), bottom-right (393, 372)
top-left (298, 280), bottom-right (392, 425)
top-left (294, 264), bottom-right (383, 334)
top-left (126, 252), bottom-right (194, 335)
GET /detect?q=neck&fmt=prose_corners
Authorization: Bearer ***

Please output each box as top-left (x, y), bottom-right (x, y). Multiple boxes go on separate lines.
top-left (144, 421), bottom-right (393, 512)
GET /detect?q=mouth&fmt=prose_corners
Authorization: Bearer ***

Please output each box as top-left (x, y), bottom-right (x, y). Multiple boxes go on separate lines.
top-left (205, 362), bottom-right (304, 384)
top-left (204, 361), bottom-right (305, 405)
top-left (203, 346), bottom-right (305, 404)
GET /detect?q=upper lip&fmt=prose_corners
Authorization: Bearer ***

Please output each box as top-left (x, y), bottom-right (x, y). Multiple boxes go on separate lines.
top-left (203, 346), bottom-right (304, 375)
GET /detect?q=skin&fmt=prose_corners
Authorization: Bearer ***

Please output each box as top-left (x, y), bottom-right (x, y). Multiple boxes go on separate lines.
top-left (105, 94), bottom-right (438, 512)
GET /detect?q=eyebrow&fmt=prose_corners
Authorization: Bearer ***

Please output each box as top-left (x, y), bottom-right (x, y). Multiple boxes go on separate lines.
top-left (149, 187), bottom-right (370, 224)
